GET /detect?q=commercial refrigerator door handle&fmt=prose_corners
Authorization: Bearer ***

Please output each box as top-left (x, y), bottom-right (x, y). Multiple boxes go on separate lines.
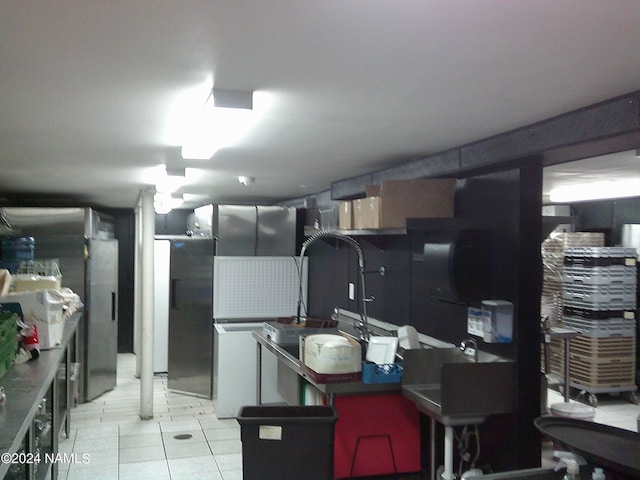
top-left (171, 279), bottom-right (178, 309)
top-left (111, 292), bottom-right (116, 320)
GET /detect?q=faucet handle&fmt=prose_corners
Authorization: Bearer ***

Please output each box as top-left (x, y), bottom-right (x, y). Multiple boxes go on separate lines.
top-left (460, 338), bottom-right (479, 361)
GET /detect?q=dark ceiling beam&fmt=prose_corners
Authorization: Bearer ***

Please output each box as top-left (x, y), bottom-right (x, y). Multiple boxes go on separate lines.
top-left (328, 91), bottom-right (640, 201)
top-left (0, 193), bottom-right (92, 208)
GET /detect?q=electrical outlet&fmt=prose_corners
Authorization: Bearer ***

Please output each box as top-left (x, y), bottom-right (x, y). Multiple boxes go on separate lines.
top-left (348, 282), bottom-right (355, 300)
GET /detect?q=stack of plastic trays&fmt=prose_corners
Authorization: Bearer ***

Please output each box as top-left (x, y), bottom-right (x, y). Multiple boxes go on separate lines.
top-left (560, 246), bottom-right (638, 404)
top-left (541, 233), bottom-right (604, 377)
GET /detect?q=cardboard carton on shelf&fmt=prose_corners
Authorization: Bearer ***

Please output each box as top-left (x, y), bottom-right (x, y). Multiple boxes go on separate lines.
top-left (353, 178), bottom-right (456, 229)
top-left (353, 196), bottom-right (381, 230)
top-left (338, 201), bottom-right (353, 230)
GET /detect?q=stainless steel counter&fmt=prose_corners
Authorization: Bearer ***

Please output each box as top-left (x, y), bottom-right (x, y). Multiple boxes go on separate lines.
top-left (0, 313), bottom-right (80, 479)
top-left (253, 310), bottom-right (453, 405)
top-left (253, 330), bottom-right (401, 404)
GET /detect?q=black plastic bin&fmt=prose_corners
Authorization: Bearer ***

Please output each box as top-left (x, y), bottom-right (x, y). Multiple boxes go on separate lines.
top-left (237, 405), bottom-right (338, 480)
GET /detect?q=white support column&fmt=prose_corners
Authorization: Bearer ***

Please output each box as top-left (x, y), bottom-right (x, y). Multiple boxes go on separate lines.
top-left (134, 196), bottom-right (142, 378)
top-left (139, 187), bottom-right (155, 420)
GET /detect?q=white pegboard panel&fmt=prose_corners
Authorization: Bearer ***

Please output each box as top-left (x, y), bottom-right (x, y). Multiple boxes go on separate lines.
top-left (213, 256), bottom-right (308, 319)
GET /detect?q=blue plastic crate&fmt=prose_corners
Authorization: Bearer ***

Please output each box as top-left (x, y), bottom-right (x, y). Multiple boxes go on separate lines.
top-left (361, 362), bottom-right (403, 384)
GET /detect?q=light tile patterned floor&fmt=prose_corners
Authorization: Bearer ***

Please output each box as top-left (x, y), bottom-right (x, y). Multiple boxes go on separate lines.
top-left (58, 354), bottom-right (241, 480)
top-left (546, 388), bottom-right (639, 432)
top-left (57, 354), bottom-right (640, 479)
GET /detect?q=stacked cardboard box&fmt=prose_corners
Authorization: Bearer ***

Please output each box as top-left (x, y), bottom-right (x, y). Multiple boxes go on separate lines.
top-left (339, 178), bottom-right (456, 230)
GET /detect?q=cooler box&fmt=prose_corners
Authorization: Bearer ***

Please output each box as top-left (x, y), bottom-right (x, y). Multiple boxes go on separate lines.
top-left (0, 290), bottom-right (65, 349)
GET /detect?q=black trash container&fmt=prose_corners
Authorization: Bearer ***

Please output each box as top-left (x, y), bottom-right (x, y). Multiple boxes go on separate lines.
top-left (237, 405), bottom-right (338, 480)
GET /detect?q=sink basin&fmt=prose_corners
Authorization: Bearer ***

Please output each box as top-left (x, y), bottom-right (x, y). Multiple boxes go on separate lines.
top-left (402, 347), bottom-right (515, 425)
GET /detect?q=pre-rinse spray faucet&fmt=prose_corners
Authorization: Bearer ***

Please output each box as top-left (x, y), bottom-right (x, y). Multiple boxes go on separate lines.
top-left (296, 230), bottom-right (371, 342)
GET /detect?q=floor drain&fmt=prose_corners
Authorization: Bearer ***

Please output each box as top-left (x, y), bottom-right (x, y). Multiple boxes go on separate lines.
top-left (173, 433), bottom-right (193, 440)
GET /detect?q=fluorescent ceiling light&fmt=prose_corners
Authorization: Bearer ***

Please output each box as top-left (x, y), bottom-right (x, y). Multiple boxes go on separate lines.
top-left (155, 193), bottom-right (184, 214)
top-left (549, 179), bottom-right (640, 203)
top-left (181, 88), bottom-right (255, 160)
top-left (143, 164), bottom-right (190, 196)
top-left (238, 175), bottom-right (255, 186)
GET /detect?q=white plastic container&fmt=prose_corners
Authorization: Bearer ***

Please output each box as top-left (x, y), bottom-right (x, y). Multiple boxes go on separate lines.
top-left (549, 402), bottom-right (596, 421)
top-left (563, 458), bottom-right (580, 480)
top-left (301, 334), bottom-right (361, 374)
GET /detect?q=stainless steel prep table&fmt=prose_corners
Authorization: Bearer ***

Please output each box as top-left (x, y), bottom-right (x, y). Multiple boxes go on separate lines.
top-left (0, 313), bottom-right (80, 480)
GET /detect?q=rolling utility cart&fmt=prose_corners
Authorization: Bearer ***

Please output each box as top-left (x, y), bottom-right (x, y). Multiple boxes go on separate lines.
top-left (552, 247), bottom-right (639, 407)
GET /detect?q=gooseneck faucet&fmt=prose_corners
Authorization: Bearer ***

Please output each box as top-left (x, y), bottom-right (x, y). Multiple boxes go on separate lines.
top-left (460, 338), bottom-right (479, 362)
top-left (296, 230), bottom-right (371, 342)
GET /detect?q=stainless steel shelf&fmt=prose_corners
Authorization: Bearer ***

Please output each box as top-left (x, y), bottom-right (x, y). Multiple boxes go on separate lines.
top-left (304, 226), bottom-right (406, 237)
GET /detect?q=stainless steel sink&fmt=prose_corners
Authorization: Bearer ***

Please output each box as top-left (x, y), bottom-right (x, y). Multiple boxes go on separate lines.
top-left (402, 347), bottom-right (515, 425)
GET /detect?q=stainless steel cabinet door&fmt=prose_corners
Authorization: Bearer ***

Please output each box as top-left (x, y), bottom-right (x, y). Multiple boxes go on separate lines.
top-left (167, 238), bottom-right (214, 397)
top-left (85, 239), bottom-right (118, 401)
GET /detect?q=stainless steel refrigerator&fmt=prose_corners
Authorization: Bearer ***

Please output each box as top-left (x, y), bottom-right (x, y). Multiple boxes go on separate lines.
top-left (1, 208), bottom-right (119, 402)
top-left (188, 204), bottom-right (297, 255)
top-left (167, 205), bottom-right (297, 398)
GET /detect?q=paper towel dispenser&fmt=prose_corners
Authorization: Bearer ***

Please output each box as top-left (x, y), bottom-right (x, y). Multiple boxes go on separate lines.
top-left (423, 229), bottom-right (490, 302)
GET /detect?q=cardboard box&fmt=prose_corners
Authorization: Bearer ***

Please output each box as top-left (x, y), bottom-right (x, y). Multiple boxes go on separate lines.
top-left (338, 201), bottom-right (353, 230)
top-left (319, 207), bottom-right (338, 230)
top-left (354, 178), bottom-right (455, 229)
top-left (352, 198), bottom-right (366, 230)
top-left (0, 290), bottom-right (64, 349)
top-left (353, 197), bottom-right (381, 229)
